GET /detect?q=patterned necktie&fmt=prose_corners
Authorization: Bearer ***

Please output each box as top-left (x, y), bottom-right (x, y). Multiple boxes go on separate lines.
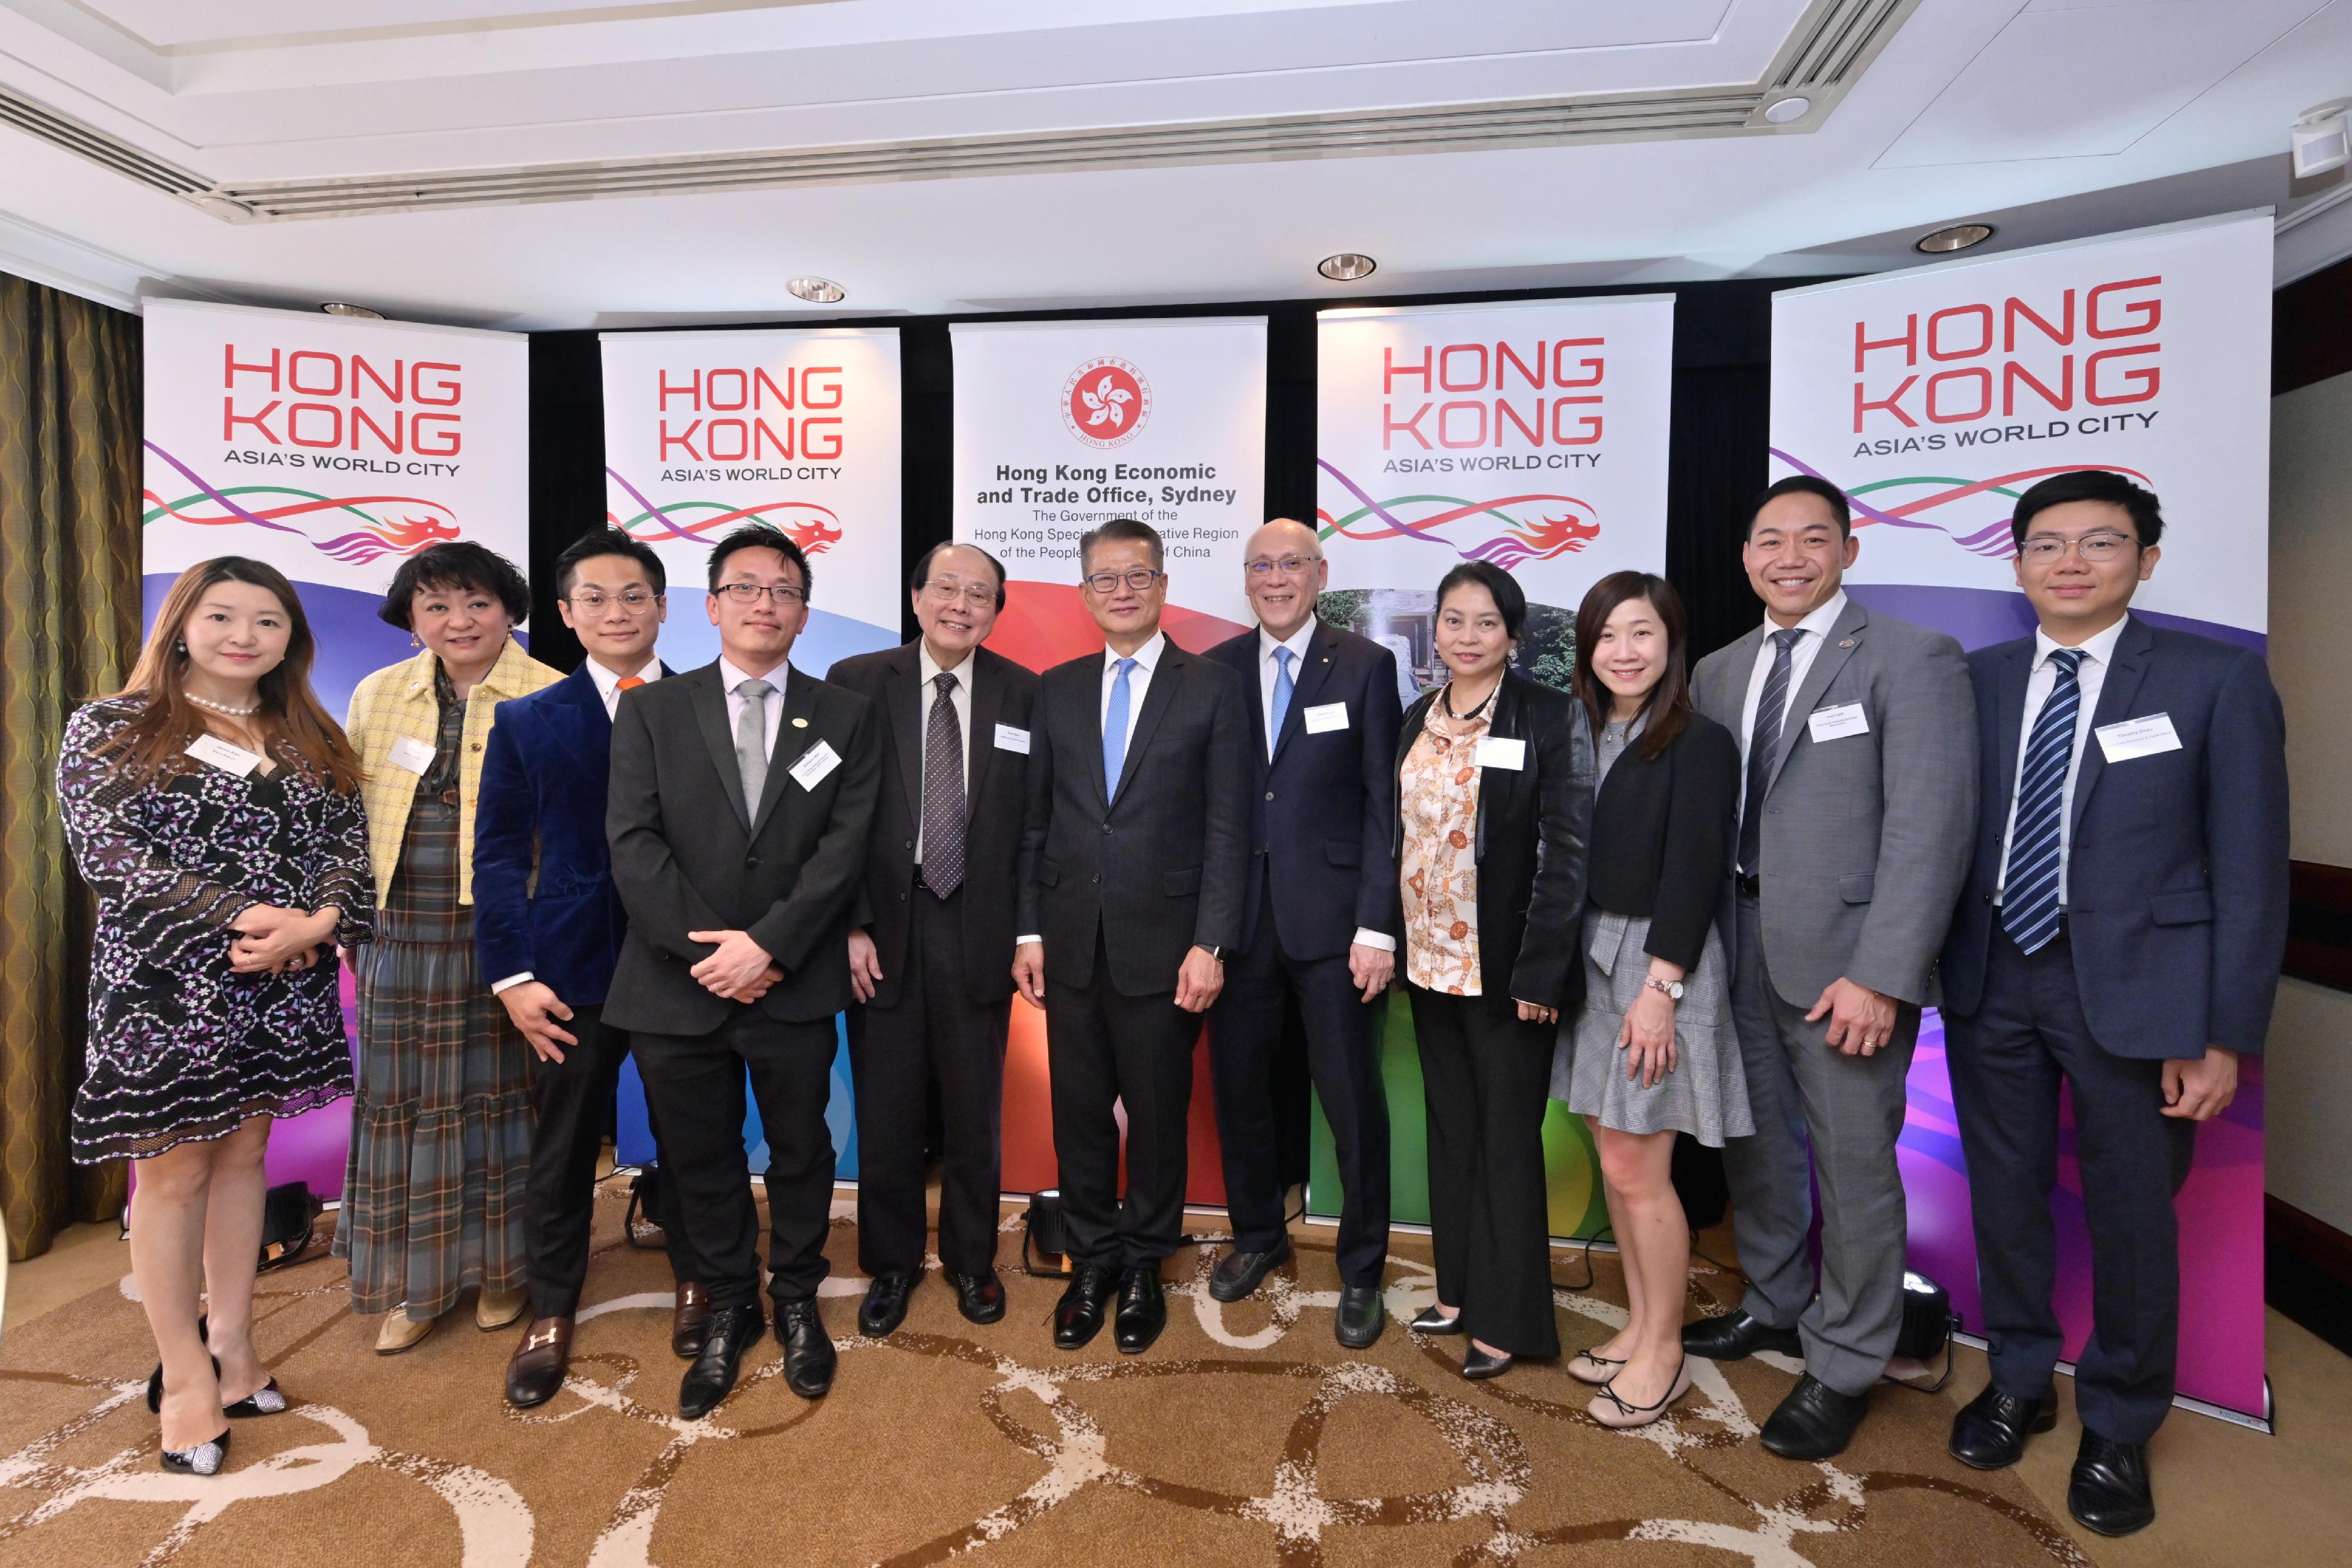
top-left (1737, 628), bottom-right (1804, 877)
top-left (2003, 648), bottom-right (2086, 955)
top-left (921, 671), bottom-right (965, 898)
top-left (733, 677), bottom-right (772, 818)
top-left (1102, 656), bottom-right (1137, 798)
top-left (1269, 645), bottom-right (1294, 756)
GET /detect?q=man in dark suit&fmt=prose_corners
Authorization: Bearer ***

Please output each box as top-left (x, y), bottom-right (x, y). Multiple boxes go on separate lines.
top-left (826, 542), bottom-right (1039, 1336)
top-left (1017, 517), bottom-right (1250, 1355)
top-left (1938, 471), bottom-right (2287, 1537)
top-left (606, 522), bottom-right (881, 1419)
top-left (1202, 518), bottom-right (1401, 1348)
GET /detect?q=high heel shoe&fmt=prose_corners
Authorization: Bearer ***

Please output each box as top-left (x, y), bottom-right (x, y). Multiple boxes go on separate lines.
top-left (1462, 1343), bottom-right (1515, 1380)
top-left (223, 1380), bottom-right (288, 1417)
top-left (146, 1316), bottom-right (220, 1416)
top-left (160, 1426), bottom-right (232, 1476)
top-left (1566, 1349), bottom-right (1627, 1386)
top-left (1408, 1305), bottom-right (1466, 1336)
top-left (1589, 1358), bottom-right (1695, 1429)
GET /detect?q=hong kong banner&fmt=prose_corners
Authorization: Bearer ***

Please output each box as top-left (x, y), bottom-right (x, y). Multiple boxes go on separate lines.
top-left (1307, 295), bottom-right (1679, 1242)
top-left (141, 299), bottom-right (533, 1199)
top-left (1770, 211), bottom-right (2273, 1420)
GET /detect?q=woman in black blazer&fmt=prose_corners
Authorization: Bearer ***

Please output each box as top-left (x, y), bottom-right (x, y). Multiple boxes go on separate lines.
top-left (1393, 560), bottom-right (1595, 1379)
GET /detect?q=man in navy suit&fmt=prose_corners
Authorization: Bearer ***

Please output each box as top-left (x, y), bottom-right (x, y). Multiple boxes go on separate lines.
top-left (1203, 519), bottom-right (1402, 1348)
top-left (1938, 470), bottom-right (2287, 1537)
top-left (476, 528), bottom-right (704, 1409)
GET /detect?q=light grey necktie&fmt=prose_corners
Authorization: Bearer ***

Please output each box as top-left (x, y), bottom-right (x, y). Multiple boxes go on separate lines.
top-left (733, 677), bottom-right (773, 817)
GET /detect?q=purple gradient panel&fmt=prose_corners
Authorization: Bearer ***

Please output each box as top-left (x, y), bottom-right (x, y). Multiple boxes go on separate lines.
top-left (1842, 583), bottom-right (2266, 656)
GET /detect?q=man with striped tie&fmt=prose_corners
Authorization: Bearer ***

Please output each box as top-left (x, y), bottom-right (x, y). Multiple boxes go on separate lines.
top-left (1938, 471), bottom-right (2287, 1537)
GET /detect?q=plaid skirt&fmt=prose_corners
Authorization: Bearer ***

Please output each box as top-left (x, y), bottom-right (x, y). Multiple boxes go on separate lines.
top-left (332, 797), bottom-right (534, 1317)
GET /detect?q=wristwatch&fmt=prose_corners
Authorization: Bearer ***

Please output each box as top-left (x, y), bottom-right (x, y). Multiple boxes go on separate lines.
top-left (1643, 975), bottom-right (1685, 1001)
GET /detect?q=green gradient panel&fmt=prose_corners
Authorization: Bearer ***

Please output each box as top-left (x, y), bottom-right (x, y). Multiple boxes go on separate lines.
top-left (1308, 991), bottom-right (1609, 1240)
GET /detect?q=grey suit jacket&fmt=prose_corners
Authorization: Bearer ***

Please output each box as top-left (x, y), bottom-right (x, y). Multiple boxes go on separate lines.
top-left (1692, 596), bottom-right (1977, 1008)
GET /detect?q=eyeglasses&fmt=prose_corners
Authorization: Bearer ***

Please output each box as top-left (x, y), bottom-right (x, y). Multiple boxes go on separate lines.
top-left (567, 589), bottom-right (661, 613)
top-left (2017, 531), bottom-right (2136, 563)
top-left (922, 580), bottom-right (997, 609)
top-left (714, 582), bottom-right (807, 605)
top-left (1244, 555), bottom-right (1320, 577)
top-left (1083, 567), bottom-right (1162, 594)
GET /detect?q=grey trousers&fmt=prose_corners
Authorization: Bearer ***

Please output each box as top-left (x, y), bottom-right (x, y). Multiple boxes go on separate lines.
top-left (1720, 894), bottom-right (1919, 1397)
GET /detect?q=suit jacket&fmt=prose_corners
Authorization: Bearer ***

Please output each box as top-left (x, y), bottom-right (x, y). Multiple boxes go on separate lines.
top-left (825, 640), bottom-right (1041, 1008)
top-left (603, 660), bottom-right (881, 1033)
top-left (1021, 637), bottom-right (1250, 997)
top-left (1204, 620), bottom-right (1404, 961)
top-left (1939, 616), bottom-right (2288, 1059)
top-left (1395, 672), bottom-right (1595, 1011)
top-left (1584, 712), bottom-right (1741, 972)
top-left (472, 660), bottom-right (671, 1008)
top-left (1691, 597), bottom-right (1977, 1007)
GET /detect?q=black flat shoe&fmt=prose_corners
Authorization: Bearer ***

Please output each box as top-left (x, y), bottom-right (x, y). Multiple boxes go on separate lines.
top-left (1462, 1344), bottom-right (1514, 1380)
top-left (1408, 1305), bottom-right (1465, 1336)
top-left (858, 1271), bottom-right (912, 1338)
top-left (1335, 1284), bottom-right (1385, 1350)
top-left (1759, 1373), bottom-right (1870, 1460)
top-left (1682, 1308), bottom-right (1803, 1363)
top-left (1948, 1382), bottom-right (2057, 1471)
top-left (2067, 1430), bottom-right (2156, 1537)
top-left (1113, 1266), bottom-right (1166, 1355)
top-left (160, 1427), bottom-right (230, 1476)
top-left (1053, 1265), bottom-right (1118, 1351)
top-left (1209, 1238), bottom-right (1292, 1303)
top-left (777, 1298), bottom-right (837, 1399)
top-left (947, 1269), bottom-right (1007, 1325)
top-left (677, 1303), bottom-right (762, 1420)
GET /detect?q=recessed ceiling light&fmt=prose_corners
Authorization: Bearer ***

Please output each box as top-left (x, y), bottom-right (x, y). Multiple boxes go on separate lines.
top-left (1318, 253), bottom-right (1377, 282)
top-left (787, 276), bottom-right (846, 304)
top-left (1762, 95), bottom-right (1812, 124)
top-left (1915, 223), bottom-right (1995, 255)
top-left (319, 302), bottom-right (385, 319)
top-left (193, 194), bottom-right (255, 222)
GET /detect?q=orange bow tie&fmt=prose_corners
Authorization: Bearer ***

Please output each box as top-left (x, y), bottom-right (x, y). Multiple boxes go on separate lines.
top-left (616, 676), bottom-right (646, 690)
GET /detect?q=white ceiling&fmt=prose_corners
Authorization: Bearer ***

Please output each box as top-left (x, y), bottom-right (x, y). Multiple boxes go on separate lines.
top-left (1, 0), bottom-right (2349, 329)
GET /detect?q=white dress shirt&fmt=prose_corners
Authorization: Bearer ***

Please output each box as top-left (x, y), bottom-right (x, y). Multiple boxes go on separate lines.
top-left (1100, 630), bottom-right (1166, 758)
top-left (1993, 614), bottom-right (2129, 909)
top-left (1733, 589), bottom-right (1849, 834)
top-left (720, 656), bottom-right (787, 763)
top-left (1258, 618), bottom-right (1318, 758)
top-left (915, 640), bottom-right (973, 866)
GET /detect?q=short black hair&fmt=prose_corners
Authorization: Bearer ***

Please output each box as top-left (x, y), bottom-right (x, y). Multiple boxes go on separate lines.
top-left (911, 540), bottom-right (1007, 610)
top-left (1078, 517), bottom-right (1163, 576)
top-left (1749, 473), bottom-right (1853, 539)
top-left (556, 527), bottom-right (666, 599)
top-left (378, 541), bottom-right (532, 630)
top-left (705, 523), bottom-right (813, 601)
top-left (2011, 469), bottom-right (2164, 550)
top-left (1435, 560), bottom-right (1525, 640)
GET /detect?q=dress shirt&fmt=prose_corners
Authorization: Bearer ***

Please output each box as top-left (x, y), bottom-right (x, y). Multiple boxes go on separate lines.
top-left (1733, 589), bottom-right (1849, 835)
top-left (1993, 614), bottom-right (2128, 909)
top-left (720, 656), bottom-right (787, 763)
top-left (587, 654), bottom-right (663, 719)
top-left (1255, 617), bottom-right (1394, 955)
top-left (915, 640), bottom-right (974, 866)
top-left (1099, 630), bottom-right (1167, 757)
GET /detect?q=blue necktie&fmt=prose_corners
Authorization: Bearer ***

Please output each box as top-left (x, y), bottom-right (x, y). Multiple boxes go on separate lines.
top-left (1269, 645), bottom-right (1294, 755)
top-left (2003, 648), bottom-right (2086, 955)
top-left (1103, 656), bottom-right (1137, 797)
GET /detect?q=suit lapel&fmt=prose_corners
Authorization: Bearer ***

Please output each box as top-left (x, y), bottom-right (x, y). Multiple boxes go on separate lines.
top-left (750, 667), bottom-right (817, 837)
top-left (1112, 643), bottom-right (1184, 809)
top-left (964, 650), bottom-right (1002, 824)
top-left (1270, 624), bottom-right (1339, 765)
top-left (1707, 625), bottom-right (1768, 728)
top-left (549, 664), bottom-right (609, 776)
top-left (885, 644), bottom-right (924, 838)
top-left (2069, 616), bottom-right (2153, 839)
top-left (691, 664), bottom-right (752, 833)
top-left (1765, 599), bottom-right (1866, 794)
top-left (1993, 641), bottom-right (2030, 815)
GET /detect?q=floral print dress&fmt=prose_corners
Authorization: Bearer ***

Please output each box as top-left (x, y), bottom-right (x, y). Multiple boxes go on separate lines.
top-left (1399, 700), bottom-right (1494, 995)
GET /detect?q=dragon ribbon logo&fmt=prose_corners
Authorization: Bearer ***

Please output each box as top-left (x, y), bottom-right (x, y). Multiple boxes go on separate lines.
top-left (143, 442), bottom-right (460, 565)
top-left (1316, 459), bottom-right (1600, 569)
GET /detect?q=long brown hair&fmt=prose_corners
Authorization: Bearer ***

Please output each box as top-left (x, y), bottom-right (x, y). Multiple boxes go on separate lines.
top-left (1572, 570), bottom-right (1693, 760)
top-left (96, 557), bottom-right (365, 793)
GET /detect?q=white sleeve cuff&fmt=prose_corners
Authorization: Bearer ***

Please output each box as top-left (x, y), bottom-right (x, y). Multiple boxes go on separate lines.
top-left (489, 971), bottom-right (534, 995)
top-left (1015, 935), bottom-right (1042, 947)
top-left (1351, 929), bottom-right (1398, 952)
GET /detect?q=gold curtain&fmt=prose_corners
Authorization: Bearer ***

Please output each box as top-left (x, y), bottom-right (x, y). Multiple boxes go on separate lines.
top-left (0, 273), bottom-right (142, 1261)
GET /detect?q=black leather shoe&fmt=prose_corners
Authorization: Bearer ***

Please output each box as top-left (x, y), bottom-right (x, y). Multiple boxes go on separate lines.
top-left (1759, 1374), bottom-right (1870, 1459)
top-left (2067, 1430), bottom-right (2156, 1537)
top-left (505, 1318), bottom-right (573, 1410)
top-left (1114, 1266), bottom-right (1167, 1355)
top-left (1682, 1308), bottom-right (1803, 1363)
top-left (1408, 1305), bottom-right (1466, 1336)
top-left (776, 1298), bottom-right (837, 1399)
top-left (1335, 1285), bottom-right (1385, 1350)
top-left (677, 1303), bottom-right (762, 1420)
top-left (859, 1271), bottom-right (912, 1338)
top-left (1462, 1343), bottom-right (1514, 1380)
top-left (1948, 1382), bottom-right (2057, 1471)
top-left (1209, 1237), bottom-right (1292, 1303)
top-left (671, 1281), bottom-right (712, 1360)
top-left (947, 1269), bottom-right (1007, 1325)
top-left (1053, 1265), bottom-right (1119, 1350)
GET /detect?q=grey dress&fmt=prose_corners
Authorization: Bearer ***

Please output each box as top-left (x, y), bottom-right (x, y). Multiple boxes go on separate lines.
top-left (1551, 717), bottom-right (1752, 1146)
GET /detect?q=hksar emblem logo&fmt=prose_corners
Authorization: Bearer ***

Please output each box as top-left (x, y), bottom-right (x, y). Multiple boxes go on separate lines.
top-left (1061, 357), bottom-right (1151, 449)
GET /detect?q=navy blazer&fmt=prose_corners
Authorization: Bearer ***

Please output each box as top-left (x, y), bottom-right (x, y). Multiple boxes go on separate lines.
top-left (473, 661), bottom-right (665, 1008)
top-left (1205, 619), bottom-right (1404, 961)
top-left (1939, 616), bottom-right (2288, 1059)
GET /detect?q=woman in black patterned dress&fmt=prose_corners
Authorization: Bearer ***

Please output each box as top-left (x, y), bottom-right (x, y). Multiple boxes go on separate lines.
top-left (59, 558), bottom-right (371, 1476)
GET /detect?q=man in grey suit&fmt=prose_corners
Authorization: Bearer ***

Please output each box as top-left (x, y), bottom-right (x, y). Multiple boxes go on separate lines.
top-left (1683, 474), bottom-right (1977, 1460)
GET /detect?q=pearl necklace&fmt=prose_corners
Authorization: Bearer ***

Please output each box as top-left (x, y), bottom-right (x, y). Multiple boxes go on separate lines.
top-left (186, 693), bottom-right (261, 718)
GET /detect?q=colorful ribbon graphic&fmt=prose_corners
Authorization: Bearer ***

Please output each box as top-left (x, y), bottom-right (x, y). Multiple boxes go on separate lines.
top-left (605, 468), bottom-right (844, 556)
top-left (1315, 460), bottom-right (1600, 570)
top-left (1770, 449), bottom-right (2154, 560)
top-left (143, 441), bottom-right (460, 564)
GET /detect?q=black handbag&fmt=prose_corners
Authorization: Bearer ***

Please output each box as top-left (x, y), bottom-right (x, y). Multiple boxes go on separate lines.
top-left (256, 1181), bottom-right (323, 1272)
top-left (1019, 1189), bottom-right (1073, 1276)
top-left (1891, 1269), bottom-right (1960, 1390)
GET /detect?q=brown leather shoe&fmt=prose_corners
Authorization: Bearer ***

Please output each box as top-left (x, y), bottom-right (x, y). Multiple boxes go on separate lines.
top-left (505, 1318), bottom-right (573, 1409)
top-left (671, 1282), bottom-right (712, 1360)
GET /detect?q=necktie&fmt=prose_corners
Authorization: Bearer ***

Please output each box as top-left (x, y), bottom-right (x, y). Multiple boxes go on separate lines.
top-left (733, 677), bottom-right (773, 818)
top-left (616, 676), bottom-right (644, 691)
top-left (1737, 628), bottom-right (1804, 877)
top-left (1269, 645), bottom-right (1294, 757)
top-left (921, 671), bottom-right (965, 898)
top-left (2003, 648), bottom-right (2086, 955)
top-left (1102, 657), bottom-right (1137, 798)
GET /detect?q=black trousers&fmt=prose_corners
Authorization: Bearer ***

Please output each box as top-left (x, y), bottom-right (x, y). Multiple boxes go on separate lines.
top-left (524, 1004), bottom-right (696, 1319)
top-left (633, 1008), bottom-right (840, 1311)
top-left (1208, 888), bottom-right (1391, 1285)
top-left (847, 885), bottom-right (1011, 1277)
top-left (1045, 932), bottom-right (1197, 1270)
top-left (1407, 982), bottom-right (1559, 1358)
top-left (1943, 926), bottom-right (2197, 1444)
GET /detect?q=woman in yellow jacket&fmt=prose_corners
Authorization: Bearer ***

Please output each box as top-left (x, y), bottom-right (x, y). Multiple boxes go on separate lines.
top-left (335, 542), bottom-right (562, 1353)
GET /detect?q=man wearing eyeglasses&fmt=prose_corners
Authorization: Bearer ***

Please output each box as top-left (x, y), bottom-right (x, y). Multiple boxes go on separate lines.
top-left (1023, 517), bottom-right (1250, 1355)
top-left (1937, 470), bottom-right (2286, 1537)
top-left (606, 522), bottom-right (881, 1419)
top-left (824, 542), bottom-right (1040, 1338)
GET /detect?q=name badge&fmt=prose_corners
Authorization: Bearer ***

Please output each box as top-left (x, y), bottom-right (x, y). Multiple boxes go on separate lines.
top-left (1302, 701), bottom-right (1349, 734)
top-left (789, 739), bottom-right (843, 791)
top-left (386, 735), bottom-right (438, 775)
top-left (185, 734), bottom-right (264, 777)
top-left (2095, 713), bottom-right (2181, 763)
top-left (1806, 702), bottom-right (1870, 743)
top-left (1475, 736), bottom-right (1526, 771)
top-left (994, 723), bottom-right (1031, 754)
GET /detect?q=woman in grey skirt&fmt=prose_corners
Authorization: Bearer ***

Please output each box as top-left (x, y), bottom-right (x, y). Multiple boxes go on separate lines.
top-left (1552, 571), bottom-right (1749, 1429)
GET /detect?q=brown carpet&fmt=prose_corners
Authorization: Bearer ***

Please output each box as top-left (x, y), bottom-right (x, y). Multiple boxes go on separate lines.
top-left (0, 1181), bottom-right (2092, 1567)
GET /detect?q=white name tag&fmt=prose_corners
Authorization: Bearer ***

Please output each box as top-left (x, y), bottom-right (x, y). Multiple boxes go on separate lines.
top-left (1806, 702), bottom-right (1870, 742)
top-left (994, 723), bottom-right (1031, 754)
top-left (386, 735), bottom-right (438, 775)
top-left (789, 739), bottom-right (843, 791)
top-left (1475, 736), bottom-right (1526, 771)
top-left (185, 734), bottom-right (264, 776)
top-left (1302, 701), bottom-right (1349, 734)
top-left (2096, 713), bottom-right (2181, 763)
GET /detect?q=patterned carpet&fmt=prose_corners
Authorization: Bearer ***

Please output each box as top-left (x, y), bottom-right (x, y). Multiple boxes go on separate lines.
top-left (0, 1180), bottom-right (2093, 1567)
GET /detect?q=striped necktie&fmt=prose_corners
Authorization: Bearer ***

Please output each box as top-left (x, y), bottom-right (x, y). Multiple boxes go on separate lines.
top-left (2002, 648), bottom-right (2086, 954)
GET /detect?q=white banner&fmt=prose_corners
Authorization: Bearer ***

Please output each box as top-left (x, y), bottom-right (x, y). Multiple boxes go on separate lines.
top-left (951, 317), bottom-right (1265, 667)
top-left (1769, 210), bottom-right (2273, 647)
top-left (599, 327), bottom-right (903, 674)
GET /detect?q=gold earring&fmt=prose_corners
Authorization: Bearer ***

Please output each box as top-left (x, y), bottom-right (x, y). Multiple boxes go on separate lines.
top-left (410, 632), bottom-right (423, 649)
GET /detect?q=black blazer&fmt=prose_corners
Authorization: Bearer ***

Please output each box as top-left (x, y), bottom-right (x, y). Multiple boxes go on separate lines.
top-left (1584, 710), bottom-right (1740, 972)
top-left (1204, 620), bottom-right (1404, 960)
top-left (604, 661), bottom-right (881, 1034)
top-left (1395, 671), bottom-right (1595, 1010)
top-left (1022, 637), bottom-right (1251, 997)
top-left (825, 640), bottom-right (1041, 1008)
